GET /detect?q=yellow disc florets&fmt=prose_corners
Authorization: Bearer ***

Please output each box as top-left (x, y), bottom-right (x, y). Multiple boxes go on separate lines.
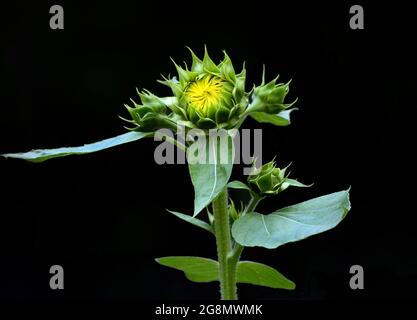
top-left (185, 75), bottom-right (225, 116)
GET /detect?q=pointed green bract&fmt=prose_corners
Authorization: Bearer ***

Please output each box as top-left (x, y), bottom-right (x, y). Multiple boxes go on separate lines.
top-left (1, 131), bottom-right (150, 163)
top-left (232, 189), bottom-right (351, 249)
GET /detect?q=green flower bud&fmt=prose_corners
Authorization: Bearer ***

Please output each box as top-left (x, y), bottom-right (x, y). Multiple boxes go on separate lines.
top-left (123, 89), bottom-right (178, 132)
top-left (246, 75), bottom-right (297, 115)
top-left (247, 160), bottom-right (288, 196)
top-left (122, 49), bottom-right (299, 133)
top-left (159, 47), bottom-right (247, 129)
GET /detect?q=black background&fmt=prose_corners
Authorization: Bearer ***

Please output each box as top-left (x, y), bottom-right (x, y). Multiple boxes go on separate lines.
top-left (0, 0), bottom-right (415, 303)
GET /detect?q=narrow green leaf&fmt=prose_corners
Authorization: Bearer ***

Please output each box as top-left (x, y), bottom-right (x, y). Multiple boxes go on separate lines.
top-left (166, 210), bottom-right (213, 234)
top-left (237, 261), bottom-right (295, 289)
top-left (155, 256), bottom-right (219, 283)
top-left (188, 133), bottom-right (234, 217)
top-left (232, 189), bottom-right (351, 249)
top-left (249, 109), bottom-right (297, 126)
top-left (227, 180), bottom-right (251, 191)
top-left (1, 131), bottom-right (150, 163)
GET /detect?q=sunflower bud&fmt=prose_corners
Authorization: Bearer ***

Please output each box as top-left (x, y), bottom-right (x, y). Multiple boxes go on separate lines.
top-left (159, 47), bottom-right (247, 129)
top-left (247, 160), bottom-right (288, 196)
top-left (246, 76), bottom-right (296, 115)
top-left (123, 90), bottom-right (178, 132)
top-left (247, 159), bottom-right (312, 196)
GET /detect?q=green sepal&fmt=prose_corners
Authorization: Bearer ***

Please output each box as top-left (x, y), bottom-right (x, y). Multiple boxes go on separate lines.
top-left (157, 76), bottom-right (183, 98)
top-left (171, 58), bottom-right (199, 88)
top-left (187, 47), bottom-right (204, 73)
top-left (219, 51), bottom-right (236, 82)
top-left (202, 46), bottom-right (220, 74)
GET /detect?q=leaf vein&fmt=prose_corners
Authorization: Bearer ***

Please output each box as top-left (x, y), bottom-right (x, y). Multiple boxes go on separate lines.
top-left (261, 215), bottom-right (271, 235)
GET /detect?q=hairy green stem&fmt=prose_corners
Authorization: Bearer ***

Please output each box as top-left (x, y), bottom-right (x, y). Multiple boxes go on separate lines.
top-left (213, 190), bottom-right (263, 300)
top-left (212, 189), bottom-right (236, 300)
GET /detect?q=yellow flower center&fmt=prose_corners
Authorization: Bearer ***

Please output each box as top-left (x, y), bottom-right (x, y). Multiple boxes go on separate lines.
top-left (185, 75), bottom-right (224, 114)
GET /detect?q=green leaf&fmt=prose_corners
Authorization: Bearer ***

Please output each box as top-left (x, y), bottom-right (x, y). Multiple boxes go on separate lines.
top-left (1, 131), bottom-right (150, 163)
top-left (249, 109), bottom-right (297, 126)
top-left (156, 256), bottom-right (295, 290)
top-left (227, 180), bottom-right (251, 191)
top-left (166, 210), bottom-right (213, 234)
top-left (237, 261), bottom-right (295, 289)
top-left (188, 133), bottom-right (234, 217)
top-left (155, 256), bottom-right (219, 283)
top-left (232, 189), bottom-right (351, 249)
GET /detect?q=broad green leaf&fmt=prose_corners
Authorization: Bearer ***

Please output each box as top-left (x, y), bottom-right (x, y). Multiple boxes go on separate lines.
top-left (249, 109), bottom-right (297, 126)
top-left (188, 133), bottom-right (234, 217)
top-left (156, 256), bottom-right (295, 290)
top-left (155, 256), bottom-right (219, 283)
top-left (1, 131), bottom-right (150, 163)
top-left (227, 180), bottom-right (251, 191)
top-left (166, 210), bottom-right (213, 234)
top-left (237, 261), bottom-right (295, 289)
top-left (232, 189), bottom-right (351, 249)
